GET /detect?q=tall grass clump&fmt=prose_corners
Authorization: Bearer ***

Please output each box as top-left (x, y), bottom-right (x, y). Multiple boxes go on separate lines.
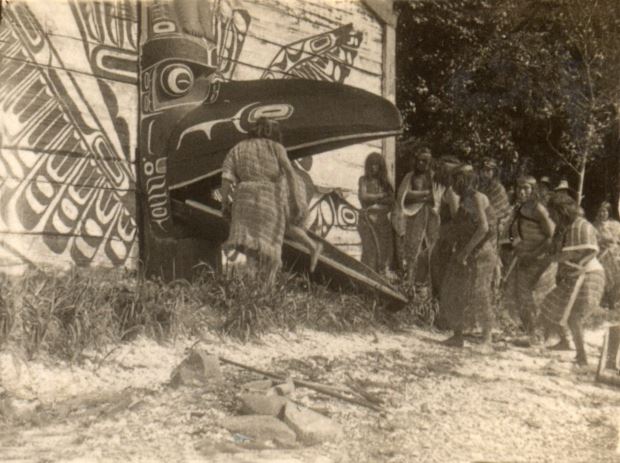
top-left (188, 268), bottom-right (398, 342)
top-left (0, 264), bottom-right (423, 359)
top-left (1, 267), bottom-right (127, 360)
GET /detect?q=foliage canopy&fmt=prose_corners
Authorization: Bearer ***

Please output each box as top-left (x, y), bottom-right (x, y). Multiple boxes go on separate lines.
top-left (396, 0), bottom-right (620, 212)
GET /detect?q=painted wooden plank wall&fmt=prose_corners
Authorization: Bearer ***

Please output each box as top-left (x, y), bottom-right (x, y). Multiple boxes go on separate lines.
top-left (0, 0), bottom-right (392, 271)
top-left (0, 0), bottom-right (139, 273)
top-left (230, 0), bottom-right (389, 257)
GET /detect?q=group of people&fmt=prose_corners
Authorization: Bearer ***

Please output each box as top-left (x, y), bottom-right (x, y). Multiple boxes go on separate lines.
top-left (358, 148), bottom-right (620, 365)
top-left (220, 117), bottom-right (618, 366)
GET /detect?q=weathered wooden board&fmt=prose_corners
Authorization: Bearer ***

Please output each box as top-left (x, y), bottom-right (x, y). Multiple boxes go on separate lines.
top-left (0, 57), bottom-right (138, 164)
top-left (1, 0), bottom-right (392, 273)
top-left (227, 0), bottom-right (388, 256)
top-left (0, 176), bottom-right (135, 230)
top-left (239, 0), bottom-right (384, 72)
top-left (0, 0), bottom-right (139, 270)
top-left (0, 231), bottom-right (138, 269)
top-left (227, 59), bottom-right (382, 94)
top-left (0, 150), bottom-right (135, 191)
top-left (308, 142), bottom-right (384, 192)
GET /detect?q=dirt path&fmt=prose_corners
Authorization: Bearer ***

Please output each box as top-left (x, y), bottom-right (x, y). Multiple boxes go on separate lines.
top-left (1, 327), bottom-right (619, 463)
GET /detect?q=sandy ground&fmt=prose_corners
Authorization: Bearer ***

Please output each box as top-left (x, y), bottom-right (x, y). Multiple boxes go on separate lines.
top-left (1, 326), bottom-right (619, 463)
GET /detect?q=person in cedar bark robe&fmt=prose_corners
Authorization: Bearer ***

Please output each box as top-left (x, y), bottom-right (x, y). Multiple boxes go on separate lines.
top-left (357, 152), bottom-right (395, 276)
top-left (220, 118), bottom-right (322, 281)
top-left (502, 176), bottom-right (556, 346)
top-left (394, 148), bottom-right (439, 287)
top-left (439, 164), bottom-right (497, 347)
top-left (478, 157), bottom-right (512, 237)
top-left (593, 201), bottom-right (620, 311)
top-left (541, 194), bottom-right (605, 365)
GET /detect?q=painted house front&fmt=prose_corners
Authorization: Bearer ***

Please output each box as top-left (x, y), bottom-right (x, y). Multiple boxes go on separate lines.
top-left (0, 0), bottom-right (397, 275)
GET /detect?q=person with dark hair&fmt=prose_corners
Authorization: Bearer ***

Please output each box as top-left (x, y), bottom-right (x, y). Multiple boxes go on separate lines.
top-left (394, 147), bottom-right (439, 286)
top-left (439, 164), bottom-right (497, 347)
top-left (539, 176), bottom-right (552, 205)
top-left (503, 176), bottom-right (555, 346)
top-left (221, 117), bottom-right (321, 279)
top-left (479, 157), bottom-right (511, 235)
top-left (541, 193), bottom-right (605, 365)
top-left (430, 155), bottom-right (461, 299)
top-left (358, 152), bottom-right (394, 275)
top-left (593, 201), bottom-right (620, 311)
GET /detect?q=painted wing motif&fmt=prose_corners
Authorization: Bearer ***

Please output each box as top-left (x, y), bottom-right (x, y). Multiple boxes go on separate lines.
top-left (261, 24), bottom-right (362, 83)
top-left (260, 25), bottom-right (364, 239)
top-left (0, 4), bottom-right (137, 267)
top-left (69, 0), bottom-right (138, 84)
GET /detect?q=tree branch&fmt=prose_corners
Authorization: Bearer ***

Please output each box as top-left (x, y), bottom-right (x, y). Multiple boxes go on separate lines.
top-left (545, 127), bottom-right (580, 175)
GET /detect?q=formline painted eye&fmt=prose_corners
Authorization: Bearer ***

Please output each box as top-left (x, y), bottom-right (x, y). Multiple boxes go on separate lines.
top-left (161, 64), bottom-right (194, 97)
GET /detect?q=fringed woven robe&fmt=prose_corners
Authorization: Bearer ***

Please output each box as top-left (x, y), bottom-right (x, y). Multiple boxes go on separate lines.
top-left (222, 138), bottom-right (305, 274)
top-left (480, 179), bottom-right (512, 234)
top-left (480, 179), bottom-right (512, 300)
top-left (394, 172), bottom-right (439, 285)
top-left (440, 195), bottom-right (497, 332)
top-left (503, 204), bottom-right (554, 334)
top-left (541, 218), bottom-right (605, 326)
top-left (430, 190), bottom-right (458, 298)
top-left (594, 219), bottom-right (620, 308)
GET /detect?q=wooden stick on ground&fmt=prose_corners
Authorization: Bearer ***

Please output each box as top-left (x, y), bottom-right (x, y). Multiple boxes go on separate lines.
top-left (216, 354), bottom-right (384, 412)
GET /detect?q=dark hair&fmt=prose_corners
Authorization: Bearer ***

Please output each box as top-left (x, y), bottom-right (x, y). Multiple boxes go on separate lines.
top-left (433, 155), bottom-right (460, 187)
top-left (364, 152), bottom-right (392, 194)
top-left (415, 146), bottom-right (432, 160)
top-left (598, 201), bottom-right (611, 214)
top-left (516, 175), bottom-right (540, 203)
top-left (250, 117), bottom-right (282, 143)
top-left (452, 166), bottom-right (478, 196)
top-left (547, 192), bottom-right (581, 225)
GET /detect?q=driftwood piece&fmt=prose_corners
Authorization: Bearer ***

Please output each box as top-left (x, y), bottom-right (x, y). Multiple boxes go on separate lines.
top-left (344, 373), bottom-right (385, 405)
top-left (216, 354), bottom-right (384, 412)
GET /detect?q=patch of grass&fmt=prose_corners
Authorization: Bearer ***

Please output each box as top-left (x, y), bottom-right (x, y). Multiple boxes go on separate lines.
top-left (191, 268), bottom-right (407, 341)
top-left (0, 265), bottom-right (420, 359)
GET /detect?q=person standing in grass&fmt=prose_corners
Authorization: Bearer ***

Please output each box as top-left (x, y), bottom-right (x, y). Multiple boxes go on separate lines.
top-left (593, 201), bottom-right (620, 311)
top-left (221, 118), bottom-right (322, 280)
top-left (503, 176), bottom-right (555, 346)
top-left (440, 164), bottom-right (497, 347)
top-left (394, 147), bottom-right (439, 286)
top-left (541, 194), bottom-right (605, 365)
top-left (358, 152), bottom-right (394, 276)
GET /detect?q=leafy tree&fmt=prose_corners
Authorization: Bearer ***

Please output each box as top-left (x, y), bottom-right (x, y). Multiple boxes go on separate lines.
top-left (396, 0), bottom-right (620, 212)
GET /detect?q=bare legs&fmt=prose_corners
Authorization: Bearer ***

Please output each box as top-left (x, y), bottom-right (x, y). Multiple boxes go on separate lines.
top-left (567, 317), bottom-right (588, 365)
top-left (545, 324), bottom-right (571, 351)
top-left (541, 317), bottom-right (586, 365)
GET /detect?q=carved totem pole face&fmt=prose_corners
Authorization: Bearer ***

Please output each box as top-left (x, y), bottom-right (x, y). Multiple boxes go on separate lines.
top-left (139, 0), bottom-right (249, 236)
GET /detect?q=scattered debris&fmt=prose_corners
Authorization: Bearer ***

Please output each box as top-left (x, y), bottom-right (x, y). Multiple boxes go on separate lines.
top-left (170, 350), bottom-right (223, 388)
top-left (270, 377), bottom-right (295, 397)
top-left (239, 393), bottom-right (288, 417)
top-left (242, 379), bottom-right (274, 393)
top-left (282, 402), bottom-right (343, 445)
top-left (214, 353), bottom-right (383, 412)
